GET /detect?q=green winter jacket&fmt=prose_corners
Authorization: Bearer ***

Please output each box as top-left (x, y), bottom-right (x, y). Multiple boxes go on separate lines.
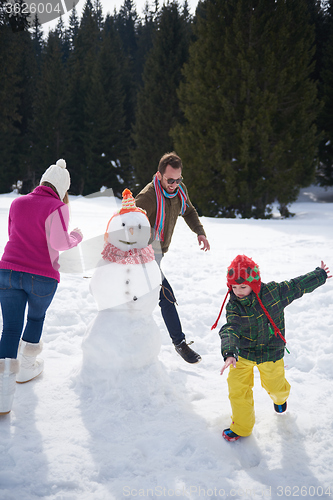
top-left (219, 267), bottom-right (327, 364)
top-left (135, 181), bottom-right (206, 255)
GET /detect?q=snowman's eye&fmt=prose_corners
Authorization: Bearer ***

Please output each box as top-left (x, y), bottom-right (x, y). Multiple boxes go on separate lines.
top-left (138, 224), bottom-right (141, 229)
top-left (122, 223), bottom-right (125, 227)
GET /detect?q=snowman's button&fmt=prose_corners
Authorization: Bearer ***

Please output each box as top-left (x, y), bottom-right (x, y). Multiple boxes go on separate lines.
top-left (125, 280), bottom-right (130, 284)
top-left (133, 296), bottom-right (138, 301)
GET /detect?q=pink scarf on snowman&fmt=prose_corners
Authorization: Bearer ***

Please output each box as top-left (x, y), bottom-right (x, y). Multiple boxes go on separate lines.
top-left (102, 242), bottom-right (155, 265)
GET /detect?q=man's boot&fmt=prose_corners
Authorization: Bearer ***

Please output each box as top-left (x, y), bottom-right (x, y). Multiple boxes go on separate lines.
top-left (175, 340), bottom-right (201, 364)
top-left (16, 341), bottom-right (44, 384)
top-left (0, 358), bottom-right (20, 414)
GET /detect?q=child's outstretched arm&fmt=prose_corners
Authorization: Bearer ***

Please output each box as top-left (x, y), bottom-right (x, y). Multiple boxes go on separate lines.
top-left (321, 261), bottom-right (332, 278)
top-left (220, 356), bottom-right (237, 375)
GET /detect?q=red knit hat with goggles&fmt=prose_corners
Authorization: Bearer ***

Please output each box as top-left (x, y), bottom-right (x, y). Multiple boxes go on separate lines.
top-left (227, 254), bottom-right (261, 293)
top-left (211, 255), bottom-right (286, 344)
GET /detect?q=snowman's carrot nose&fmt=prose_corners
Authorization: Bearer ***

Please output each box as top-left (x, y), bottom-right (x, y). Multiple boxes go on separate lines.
top-left (129, 227), bottom-right (134, 235)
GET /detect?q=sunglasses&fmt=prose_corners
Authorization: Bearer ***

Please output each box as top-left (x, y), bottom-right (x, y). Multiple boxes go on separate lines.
top-left (163, 175), bottom-right (183, 185)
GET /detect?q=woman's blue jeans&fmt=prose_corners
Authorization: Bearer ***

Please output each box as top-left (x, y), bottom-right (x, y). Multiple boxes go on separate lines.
top-left (0, 270), bottom-right (58, 359)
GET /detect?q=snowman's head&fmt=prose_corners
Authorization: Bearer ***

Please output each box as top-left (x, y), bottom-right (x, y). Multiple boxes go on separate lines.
top-left (104, 188), bottom-right (151, 252)
top-left (106, 211), bottom-right (151, 252)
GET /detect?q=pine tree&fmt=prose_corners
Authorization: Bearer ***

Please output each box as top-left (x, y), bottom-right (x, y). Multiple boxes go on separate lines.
top-left (66, 0), bottom-right (101, 193)
top-left (0, 0), bottom-right (6, 26)
top-left (93, 0), bottom-right (104, 29)
top-left (0, 25), bottom-right (22, 191)
top-left (305, 0), bottom-right (327, 84)
top-left (67, 3), bottom-right (80, 51)
top-left (30, 30), bottom-right (70, 187)
top-left (172, 0), bottom-right (319, 218)
top-left (114, 0), bottom-right (139, 133)
top-left (5, 0), bottom-right (30, 32)
top-left (30, 14), bottom-right (44, 69)
top-left (0, 20), bottom-right (38, 192)
top-left (116, 0), bottom-right (138, 60)
top-left (55, 15), bottom-right (71, 63)
top-left (131, 1), bottom-right (191, 188)
top-left (317, 1), bottom-right (333, 185)
top-left (136, 1), bottom-right (157, 88)
top-left (15, 30), bottom-right (39, 191)
top-left (84, 15), bottom-right (130, 196)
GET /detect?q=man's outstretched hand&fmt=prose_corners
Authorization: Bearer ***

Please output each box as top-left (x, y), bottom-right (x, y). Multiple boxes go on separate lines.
top-left (198, 235), bottom-right (210, 251)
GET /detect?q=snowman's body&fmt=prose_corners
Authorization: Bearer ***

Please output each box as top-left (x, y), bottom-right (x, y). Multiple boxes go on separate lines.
top-left (90, 258), bottom-right (160, 313)
top-left (80, 206), bottom-right (162, 382)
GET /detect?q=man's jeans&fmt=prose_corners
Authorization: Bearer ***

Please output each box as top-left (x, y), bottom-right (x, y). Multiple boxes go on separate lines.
top-left (159, 275), bottom-right (185, 346)
top-left (0, 270), bottom-right (57, 359)
top-left (154, 252), bottom-right (185, 346)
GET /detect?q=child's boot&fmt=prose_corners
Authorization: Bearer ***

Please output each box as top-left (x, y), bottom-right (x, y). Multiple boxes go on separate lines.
top-left (274, 402), bottom-right (287, 414)
top-left (0, 358), bottom-right (20, 414)
top-left (16, 341), bottom-right (44, 384)
top-left (222, 428), bottom-right (240, 442)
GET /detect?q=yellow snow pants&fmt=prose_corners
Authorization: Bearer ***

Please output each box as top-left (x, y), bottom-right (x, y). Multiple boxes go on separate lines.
top-left (227, 356), bottom-right (291, 437)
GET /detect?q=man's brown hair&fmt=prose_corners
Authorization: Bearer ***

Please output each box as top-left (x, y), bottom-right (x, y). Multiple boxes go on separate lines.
top-left (158, 152), bottom-right (183, 176)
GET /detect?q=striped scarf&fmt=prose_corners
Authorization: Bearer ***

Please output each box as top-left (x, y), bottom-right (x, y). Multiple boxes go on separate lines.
top-left (153, 175), bottom-right (187, 241)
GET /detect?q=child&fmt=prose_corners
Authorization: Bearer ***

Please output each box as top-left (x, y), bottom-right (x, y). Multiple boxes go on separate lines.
top-left (211, 255), bottom-right (331, 442)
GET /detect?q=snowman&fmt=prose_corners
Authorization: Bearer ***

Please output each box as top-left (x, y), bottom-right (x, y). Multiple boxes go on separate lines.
top-left (79, 189), bottom-right (162, 385)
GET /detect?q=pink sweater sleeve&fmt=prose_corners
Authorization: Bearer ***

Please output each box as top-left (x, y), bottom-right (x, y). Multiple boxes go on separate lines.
top-left (46, 205), bottom-right (83, 251)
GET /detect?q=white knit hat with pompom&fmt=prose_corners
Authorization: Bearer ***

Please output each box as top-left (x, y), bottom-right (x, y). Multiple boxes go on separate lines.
top-left (40, 159), bottom-right (70, 201)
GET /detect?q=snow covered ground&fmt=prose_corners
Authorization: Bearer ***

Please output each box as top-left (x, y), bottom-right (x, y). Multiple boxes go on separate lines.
top-left (0, 185), bottom-right (333, 500)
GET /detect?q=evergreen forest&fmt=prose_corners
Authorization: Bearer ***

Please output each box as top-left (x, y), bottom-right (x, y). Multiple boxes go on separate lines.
top-left (1, 0), bottom-right (333, 218)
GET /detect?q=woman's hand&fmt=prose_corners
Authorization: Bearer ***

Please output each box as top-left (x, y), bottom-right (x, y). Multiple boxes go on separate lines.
top-left (71, 227), bottom-right (83, 239)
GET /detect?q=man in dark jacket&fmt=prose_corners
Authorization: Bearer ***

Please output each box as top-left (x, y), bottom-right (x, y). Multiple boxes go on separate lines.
top-left (135, 152), bottom-right (210, 363)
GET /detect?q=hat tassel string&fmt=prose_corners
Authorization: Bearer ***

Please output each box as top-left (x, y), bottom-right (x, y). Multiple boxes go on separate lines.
top-left (211, 290), bottom-right (230, 330)
top-left (255, 293), bottom-right (289, 349)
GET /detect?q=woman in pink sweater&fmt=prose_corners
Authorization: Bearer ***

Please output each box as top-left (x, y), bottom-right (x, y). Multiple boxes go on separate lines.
top-left (0, 159), bottom-right (83, 414)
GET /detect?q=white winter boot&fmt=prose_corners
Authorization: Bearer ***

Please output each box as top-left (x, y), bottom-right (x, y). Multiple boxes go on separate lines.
top-left (0, 358), bottom-right (20, 414)
top-left (16, 341), bottom-right (44, 384)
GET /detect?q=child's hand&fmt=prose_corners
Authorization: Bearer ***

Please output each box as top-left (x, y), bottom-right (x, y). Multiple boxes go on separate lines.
top-left (220, 356), bottom-right (237, 375)
top-left (321, 261), bottom-right (332, 278)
